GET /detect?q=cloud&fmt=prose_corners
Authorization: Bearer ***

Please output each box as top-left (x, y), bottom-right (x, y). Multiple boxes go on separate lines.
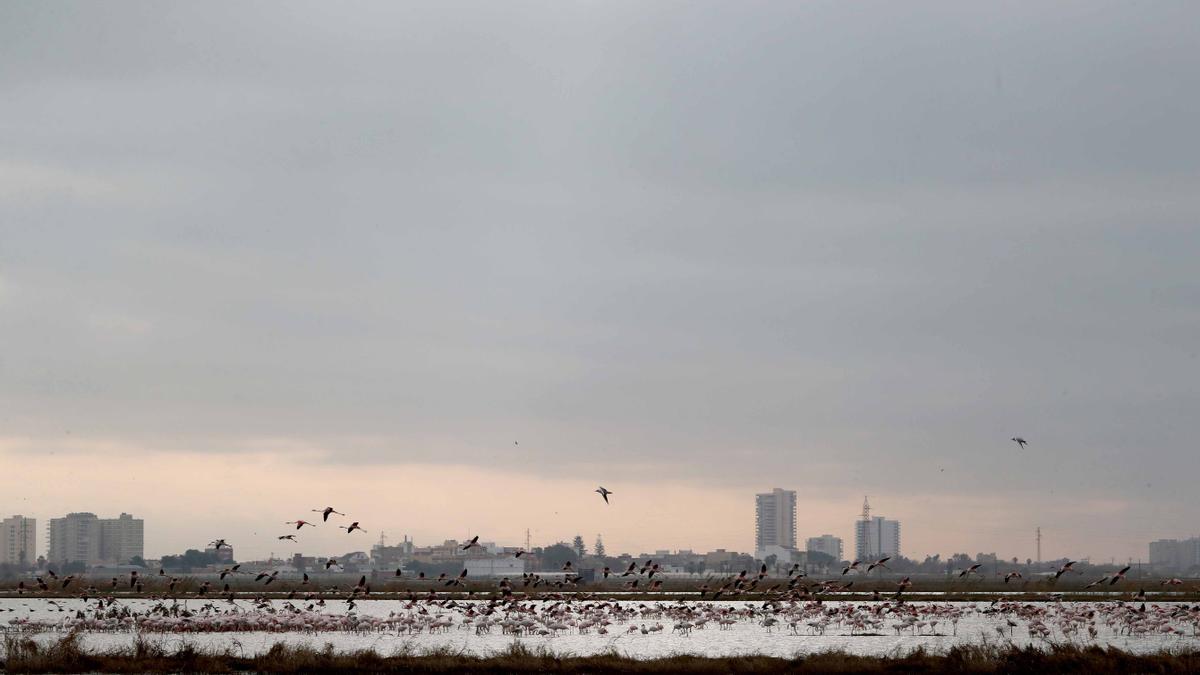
top-left (1, 1), bottom-right (1198, 561)
top-left (0, 161), bottom-right (172, 207)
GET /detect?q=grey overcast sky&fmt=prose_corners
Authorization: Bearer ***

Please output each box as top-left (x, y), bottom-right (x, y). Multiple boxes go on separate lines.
top-left (2, 1), bottom-right (1198, 561)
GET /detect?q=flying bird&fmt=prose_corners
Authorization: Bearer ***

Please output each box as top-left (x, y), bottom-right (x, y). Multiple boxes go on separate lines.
top-left (867, 556), bottom-right (891, 573)
top-left (595, 486), bottom-right (613, 504)
top-left (278, 535), bottom-right (298, 541)
top-left (462, 536), bottom-right (481, 551)
top-left (1110, 565), bottom-right (1132, 585)
top-left (285, 520), bottom-right (315, 530)
top-left (313, 507), bottom-right (345, 522)
top-left (339, 522), bottom-right (366, 534)
top-left (1011, 437), bottom-right (1028, 449)
top-left (1053, 561), bottom-right (1077, 580)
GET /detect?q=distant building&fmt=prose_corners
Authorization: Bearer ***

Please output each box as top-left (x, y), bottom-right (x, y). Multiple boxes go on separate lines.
top-left (756, 544), bottom-right (801, 566)
top-left (371, 535), bottom-right (414, 569)
top-left (47, 513), bottom-right (101, 565)
top-left (854, 516), bottom-right (900, 561)
top-left (99, 513), bottom-right (144, 564)
top-left (464, 557), bottom-right (525, 577)
top-left (0, 515), bottom-right (37, 566)
top-left (806, 534), bottom-right (843, 562)
top-left (1150, 538), bottom-right (1200, 572)
top-left (48, 512), bottom-right (144, 566)
top-left (755, 488), bottom-right (797, 553)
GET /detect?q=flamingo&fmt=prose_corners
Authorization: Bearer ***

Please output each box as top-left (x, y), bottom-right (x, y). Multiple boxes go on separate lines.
top-left (312, 507), bottom-right (345, 522)
top-left (339, 521), bottom-right (366, 534)
top-left (595, 486), bottom-right (613, 504)
top-left (1011, 437), bottom-right (1028, 449)
top-left (285, 520), bottom-right (315, 530)
top-left (461, 535), bottom-right (481, 551)
top-left (1110, 565), bottom-right (1131, 585)
top-left (278, 534), bottom-right (298, 541)
top-left (867, 556), bottom-right (891, 574)
top-left (1053, 561), bottom-right (1077, 580)
top-left (959, 564), bottom-right (982, 578)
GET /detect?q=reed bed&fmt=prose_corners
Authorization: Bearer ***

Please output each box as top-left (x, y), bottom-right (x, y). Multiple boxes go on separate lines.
top-left (4, 633), bottom-right (1200, 673)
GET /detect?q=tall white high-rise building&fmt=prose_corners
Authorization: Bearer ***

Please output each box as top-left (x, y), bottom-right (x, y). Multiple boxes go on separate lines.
top-left (100, 513), bottom-right (144, 564)
top-left (806, 534), bottom-right (844, 562)
top-left (855, 516), bottom-right (901, 560)
top-left (48, 513), bottom-right (101, 565)
top-left (755, 488), bottom-right (797, 552)
top-left (48, 512), bottom-right (145, 566)
top-left (0, 515), bottom-right (37, 566)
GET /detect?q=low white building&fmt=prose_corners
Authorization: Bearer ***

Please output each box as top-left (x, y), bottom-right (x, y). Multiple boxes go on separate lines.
top-left (754, 544), bottom-right (800, 566)
top-left (806, 534), bottom-right (844, 562)
top-left (464, 557), bottom-right (525, 577)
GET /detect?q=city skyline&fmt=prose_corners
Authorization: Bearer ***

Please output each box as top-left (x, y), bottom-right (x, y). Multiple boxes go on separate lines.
top-left (5, 490), bottom-right (1176, 566)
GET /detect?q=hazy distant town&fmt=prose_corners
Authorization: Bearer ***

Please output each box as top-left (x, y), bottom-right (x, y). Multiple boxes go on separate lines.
top-left (4, 489), bottom-right (1196, 582)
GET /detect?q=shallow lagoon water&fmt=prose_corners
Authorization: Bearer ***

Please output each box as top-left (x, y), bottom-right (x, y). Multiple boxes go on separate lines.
top-left (3, 598), bottom-right (1198, 658)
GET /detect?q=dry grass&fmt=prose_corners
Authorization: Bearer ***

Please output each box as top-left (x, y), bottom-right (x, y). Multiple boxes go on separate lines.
top-left (4, 634), bottom-right (1200, 673)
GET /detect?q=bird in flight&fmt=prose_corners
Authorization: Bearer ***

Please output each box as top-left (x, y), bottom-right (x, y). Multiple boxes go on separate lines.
top-left (313, 507), bottom-right (345, 522)
top-left (462, 536), bottom-right (481, 551)
top-left (1011, 437), bottom-right (1028, 449)
top-left (1110, 565), bottom-right (1132, 585)
top-left (285, 520), bottom-right (315, 530)
top-left (339, 521), bottom-right (366, 534)
top-left (867, 556), bottom-right (891, 574)
top-left (278, 535), bottom-right (298, 541)
top-left (209, 539), bottom-right (230, 550)
top-left (595, 486), bottom-right (613, 504)
top-left (959, 563), bottom-right (982, 578)
top-left (1053, 561), bottom-right (1076, 580)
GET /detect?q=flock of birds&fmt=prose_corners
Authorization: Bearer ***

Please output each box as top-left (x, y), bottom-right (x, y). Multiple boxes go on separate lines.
top-left (6, 595), bottom-right (1200, 650)
top-left (201, 482), bottom-right (619, 584)
top-left (3, 437), bottom-right (1184, 605)
top-left (8, 433), bottom-right (1199, 654)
